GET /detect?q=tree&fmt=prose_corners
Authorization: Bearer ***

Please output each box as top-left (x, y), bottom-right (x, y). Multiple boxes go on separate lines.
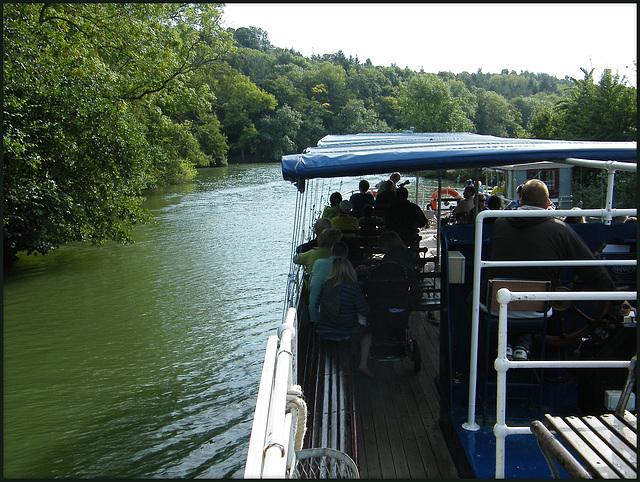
top-left (257, 105), bottom-right (303, 161)
top-left (556, 68), bottom-right (637, 141)
top-left (335, 99), bottom-right (391, 134)
top-left (211, 70), bottom-right (277, 160)
top-left (3, 3), bottom-right (233, 260)
top-left (231, 26), bottom-right (273, 51)
top-left (473, 89), bottom-right (524, 137)
top-left (398, 73), bottom-right (474, 132)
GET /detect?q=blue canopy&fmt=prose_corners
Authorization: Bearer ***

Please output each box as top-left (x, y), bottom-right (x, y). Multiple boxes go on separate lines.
top-left (282, 133), bottom-right (637, 183)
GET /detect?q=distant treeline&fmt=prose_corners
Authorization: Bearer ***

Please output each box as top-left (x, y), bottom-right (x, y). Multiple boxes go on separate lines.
top-left (3, 5), bottom-right (636, 260)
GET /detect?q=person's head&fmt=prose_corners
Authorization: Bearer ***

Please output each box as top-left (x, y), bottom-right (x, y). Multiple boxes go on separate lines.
top-left (378, 230), bottom-right (406, 253)
top-left (362, 204), bottom-right (374, 218)
top-left (390, 172), bottom-right (401, 184)
top-left (564, 207), bottom-right (585, 224)
top-left (317, 227), bottom-right (342, 248)
top-left (396, 186), bottom-right (409, 201)
top-left (314, 217), bottom-right (333, 236)
top-left (516, 184), bottom-right (523, 199)
top-left (359, 179), bottom-right (370, 193)
top-left (329, 192), bottom-right (342, 207)
top-left (521, 179), bottom-right (550, 208)
top-left (330, 241), bottom-right (349, 258)
top-left (475, 193), bottom-right (486, 209)
top-left (339, 200), bottom-right (352, 214)
top-left (384, 180), bottom-right (394, 191)
top-left (487, 195), bottom-right (502, 211)
top-left (463, 185), bottom-right (475, 198)
top-left (327, 257), bottom-right (356, 286)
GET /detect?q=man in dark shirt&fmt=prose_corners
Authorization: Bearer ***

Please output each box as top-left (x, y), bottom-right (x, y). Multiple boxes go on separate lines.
top-left (488, 179), bottom-right (617, 292)
top-left (486, 179), bottom-right (632, 359)
top-left (384, 186), bottom-right (427, 246)
top-left (349, 179), bottom-right (375, 218)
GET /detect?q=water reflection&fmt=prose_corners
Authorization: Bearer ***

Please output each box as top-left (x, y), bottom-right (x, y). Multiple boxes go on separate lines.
top-left (3, 164), bottom-right (294, 478)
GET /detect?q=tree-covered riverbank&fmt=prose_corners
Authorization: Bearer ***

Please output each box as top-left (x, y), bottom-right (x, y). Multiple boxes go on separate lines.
top-left (3, 4), bottom-right (636, 261)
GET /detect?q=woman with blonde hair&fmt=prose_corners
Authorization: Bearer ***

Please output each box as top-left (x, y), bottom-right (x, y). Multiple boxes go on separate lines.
top-left (315, 257), bottom-right (374, 377)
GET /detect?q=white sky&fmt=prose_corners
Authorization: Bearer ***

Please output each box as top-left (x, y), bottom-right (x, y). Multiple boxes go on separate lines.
top-left (221, 3), bottom-right (637, 86)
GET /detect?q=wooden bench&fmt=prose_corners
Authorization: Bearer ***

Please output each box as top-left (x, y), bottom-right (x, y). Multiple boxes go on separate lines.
top-left (301, 335), bottom-right (358, 465)
top-left (531, 412), bottom-right (637, 478)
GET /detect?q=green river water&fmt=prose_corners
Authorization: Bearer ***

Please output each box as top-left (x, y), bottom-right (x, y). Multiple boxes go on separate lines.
top-left (3, 164), bottom-right (297, 478)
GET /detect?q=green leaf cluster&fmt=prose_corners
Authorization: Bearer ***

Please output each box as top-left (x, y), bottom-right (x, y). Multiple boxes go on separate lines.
top-left (3, 3), bottom-right (233, 260)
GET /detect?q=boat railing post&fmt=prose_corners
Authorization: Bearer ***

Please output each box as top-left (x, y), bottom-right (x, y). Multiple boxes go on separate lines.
top-left (464, 208), bottom-right (636, 432)
top-left (262, 309), bottom-right (297, 477)
top-left (244, 335), bottom-right (279, 478)
top-left (463, 209), bottom-right (489, 431)
top-left (492, 288), bottom-right (636, 479)
top-left (493, 287), bottom-right (512, 478)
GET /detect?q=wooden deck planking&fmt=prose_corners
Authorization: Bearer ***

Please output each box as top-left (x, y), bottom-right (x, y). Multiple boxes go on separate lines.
top-left (354, 310), bottom-right (460, 479)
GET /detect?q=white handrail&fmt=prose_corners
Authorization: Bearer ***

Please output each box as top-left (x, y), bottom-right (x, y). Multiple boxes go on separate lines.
top-left (245, 307), bottom-right (298, 478)
top-left (492, 288), bottom-right (637, 479)
top-left (464, 207), bottom-right (637, 432)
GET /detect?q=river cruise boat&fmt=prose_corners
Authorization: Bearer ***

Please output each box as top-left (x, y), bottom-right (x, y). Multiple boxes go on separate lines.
top-left (245, 133), bottom-right (637, 478)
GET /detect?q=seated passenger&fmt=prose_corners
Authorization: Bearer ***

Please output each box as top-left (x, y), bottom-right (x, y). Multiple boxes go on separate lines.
top-left (384, 186), bottom-right (427, 246)
top-left (349, 180), bottom-right (375, 218)
top-left (358, 204), bottom-right (384, 234)
top-left (296, 217), bottom-right (333, 254)
top-left (309, 241), bottom-right (350, 324)
top-left (378, 231), bottom-right (416, 273)
top-left (331, 200), bottom-right (360, 237)
top-left (486, 178), bottom-right (633, 360)
top-left (378, 231), bottom-right (418, 300)
top-left (293, 227), bottom-right (342, 278)
top-left (466, 193), bottom-right (487, 225)
top-left (322, 192), bottom-right (342, 219)
top-left (485, 194), bottom-right (502, 225)
top-left (563, 207), bottom-right (586, 224)
top-left (374, 180), bottom-right (396, 216)
top-left (376, 172), bottom-right (401, 192)
top-left (454, 185), bottom-right (475, 223)
top-left (316, 257), bottom-right (374, 377)
top-left (505, 184), bottom-right (523, 210)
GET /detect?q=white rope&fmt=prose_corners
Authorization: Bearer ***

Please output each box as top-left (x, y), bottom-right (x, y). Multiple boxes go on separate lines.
top-left (286, 384), bottom-right (307, 451)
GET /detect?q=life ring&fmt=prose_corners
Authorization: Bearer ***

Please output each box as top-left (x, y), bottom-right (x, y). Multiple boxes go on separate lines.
top-left (430, 188), bottom-right (460, 211)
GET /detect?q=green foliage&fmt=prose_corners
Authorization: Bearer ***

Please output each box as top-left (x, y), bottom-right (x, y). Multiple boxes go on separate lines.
top-left (4, 7), bottom-right (636, 260)
top-left (210, 69), bottom-right (278, 160)
top-left (3, 3), bottom-right (233, 259)
top-left (556, 68), bottom-right (637, 141)
top-left (474, 89), bottom-right (524, 137)
top-left (572, 169), bottom-right (637, 210)
top-left (257, 105), bottom-right (303, 161)
top-left (398, 73), bottom-right (475, 132)
top-left (335, 99), bottom-right (391, 134)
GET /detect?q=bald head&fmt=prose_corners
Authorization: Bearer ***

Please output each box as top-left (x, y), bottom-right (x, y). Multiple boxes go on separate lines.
top-left (521, 179), bottom-right (550, 208)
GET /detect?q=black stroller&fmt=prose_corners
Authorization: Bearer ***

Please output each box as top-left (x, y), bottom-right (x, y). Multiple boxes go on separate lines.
top-left (364, 261), bottom-right (421, 372)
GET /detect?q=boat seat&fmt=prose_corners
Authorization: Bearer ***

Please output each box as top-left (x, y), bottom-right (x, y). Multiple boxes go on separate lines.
top-left (481, 278), bottom-right (552, 423)
top-left (301, 334), bottom-right (358, 464)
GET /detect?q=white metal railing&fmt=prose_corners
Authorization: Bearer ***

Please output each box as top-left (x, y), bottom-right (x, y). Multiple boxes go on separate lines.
top-left (245, 307), bottom-right (300, 478)
top-left (464, 207), bottom-right (637, 432)
top-left (491, 288), bottom-right (637, 479)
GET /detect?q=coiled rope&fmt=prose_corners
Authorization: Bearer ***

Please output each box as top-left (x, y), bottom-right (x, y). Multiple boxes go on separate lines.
top-left (286, 384), bottom-right (307, 451)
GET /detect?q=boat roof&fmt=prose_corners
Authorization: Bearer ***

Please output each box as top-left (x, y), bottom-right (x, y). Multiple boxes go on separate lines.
top-left (281, 133), bottom-right (636, 183)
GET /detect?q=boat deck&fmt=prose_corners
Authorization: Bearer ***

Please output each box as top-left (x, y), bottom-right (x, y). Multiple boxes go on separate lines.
top-left (354, 310), bottom-right (460, 478)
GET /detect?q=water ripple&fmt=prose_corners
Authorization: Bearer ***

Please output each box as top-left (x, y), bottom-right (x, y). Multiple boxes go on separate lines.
top-left (3, 164), bottom-right (296, 478)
